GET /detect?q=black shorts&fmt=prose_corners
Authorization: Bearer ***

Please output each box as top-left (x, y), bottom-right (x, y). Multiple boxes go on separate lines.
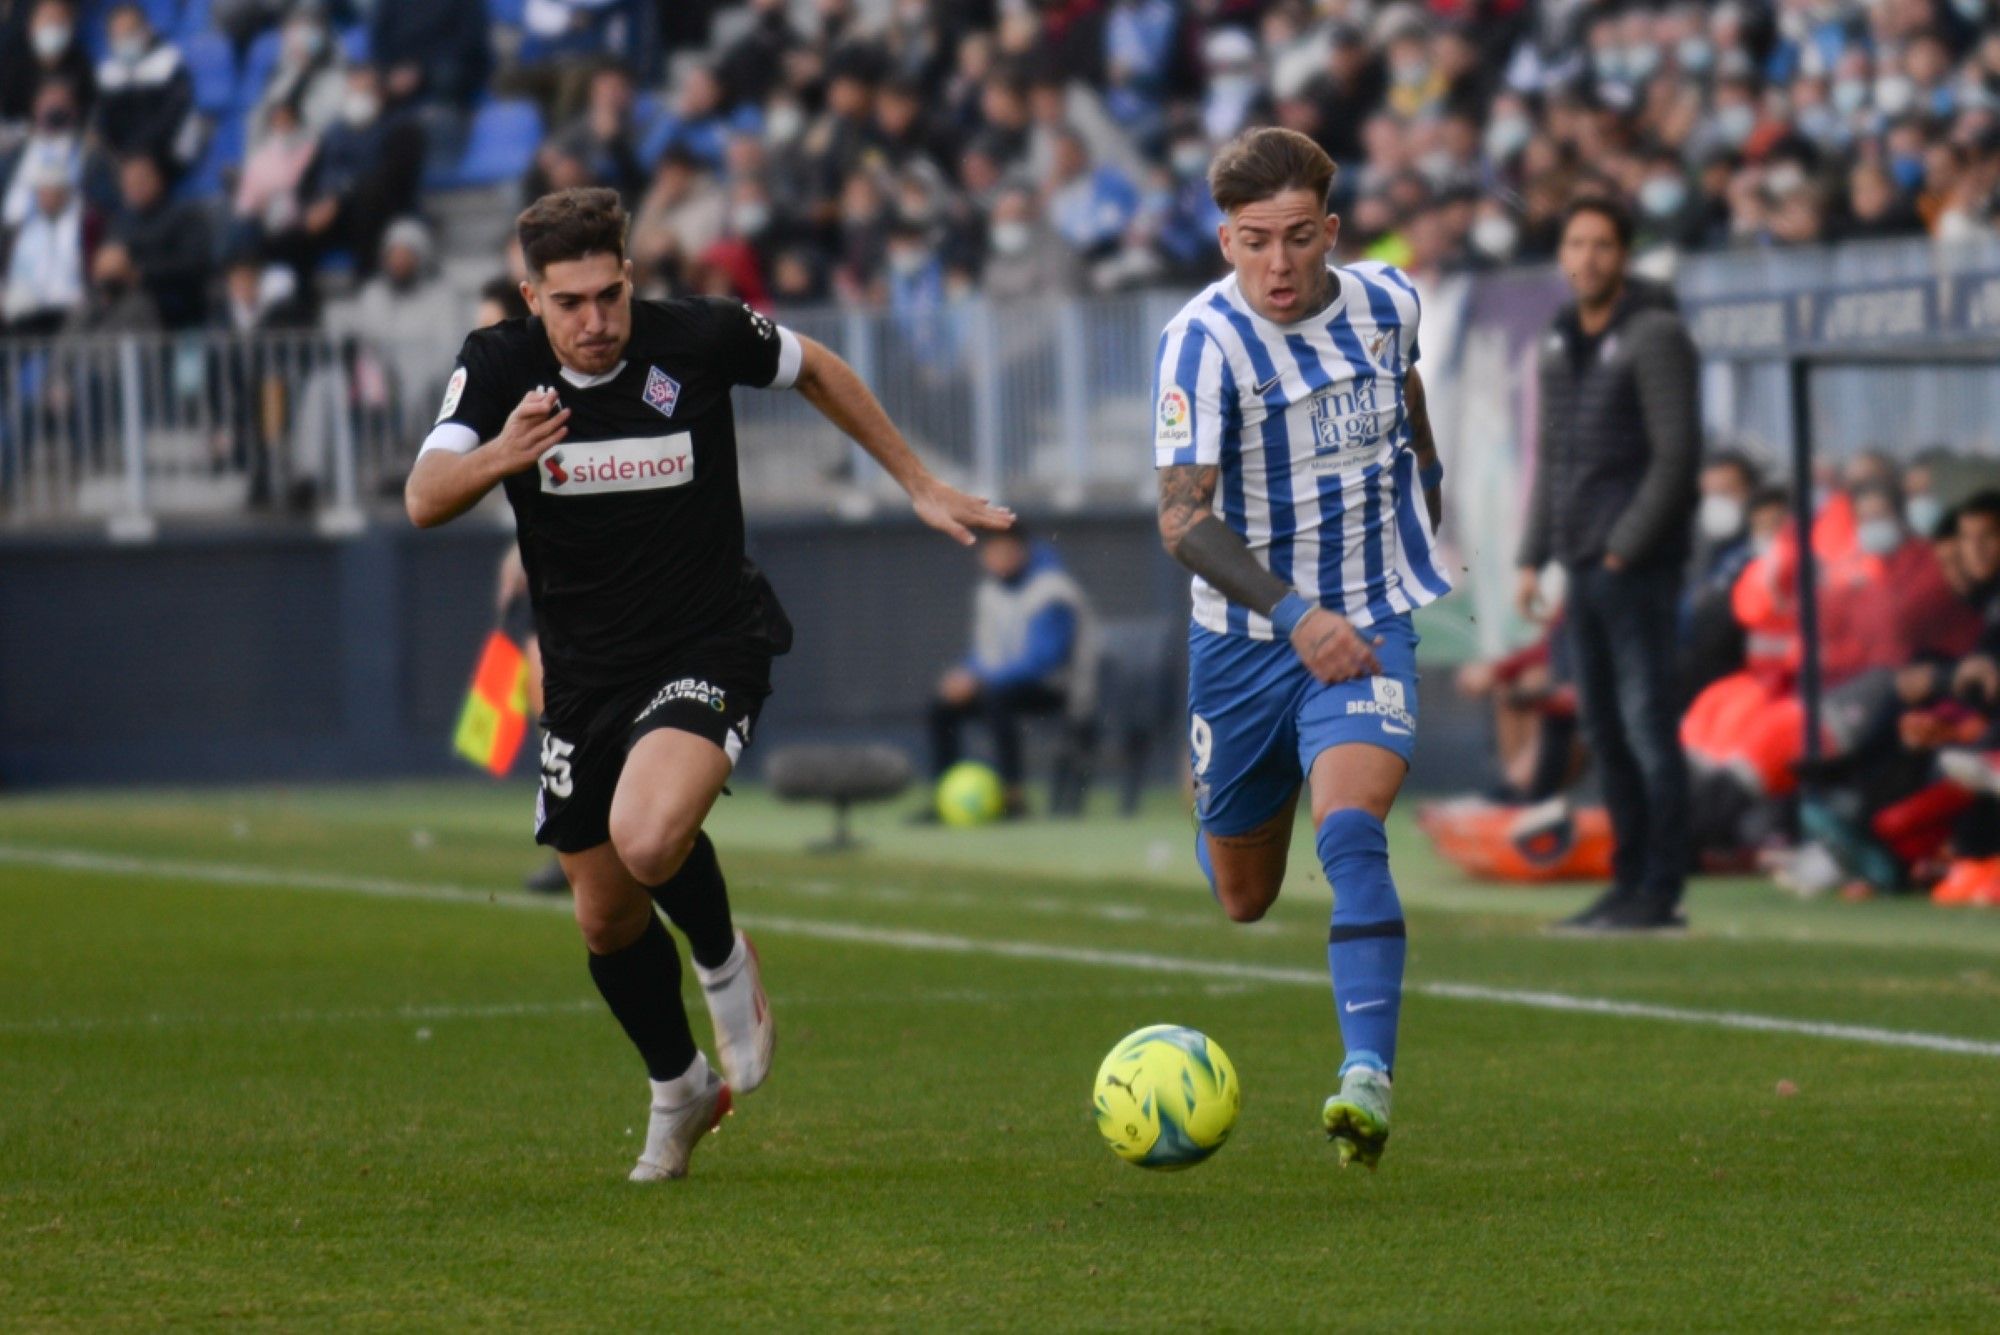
top-left (533, 602), bottom-right (789, 854)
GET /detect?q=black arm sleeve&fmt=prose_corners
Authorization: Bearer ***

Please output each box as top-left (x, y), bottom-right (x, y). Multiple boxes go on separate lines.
top-left (1173, 515), bottom-right (1293, 618)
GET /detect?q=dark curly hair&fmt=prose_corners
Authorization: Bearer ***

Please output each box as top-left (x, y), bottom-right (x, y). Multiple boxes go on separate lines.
top-left (517, 187), bottom-right (627, 276)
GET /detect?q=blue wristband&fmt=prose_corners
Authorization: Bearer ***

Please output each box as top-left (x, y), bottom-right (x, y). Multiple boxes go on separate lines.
top-left (1270, 592), bottom-right (1312, 637)
top-left (1419, 458), bottom-right (1444, 489)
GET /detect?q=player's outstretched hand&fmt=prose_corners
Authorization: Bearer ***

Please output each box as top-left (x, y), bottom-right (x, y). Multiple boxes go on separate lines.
top-left (1289, 608), bottom-right (1382, 684)
top-left (493, 388), bottom-right (570, 474)
top-left (911, 478), bottom-right (1016, 546)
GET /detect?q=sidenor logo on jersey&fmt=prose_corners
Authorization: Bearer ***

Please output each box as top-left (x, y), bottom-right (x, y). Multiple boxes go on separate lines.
top-left (539, 434), bottom-right (695, 495)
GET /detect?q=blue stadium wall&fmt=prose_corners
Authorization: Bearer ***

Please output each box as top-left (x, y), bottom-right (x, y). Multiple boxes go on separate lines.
top-left (0, 517), bottom-right (1487, 793)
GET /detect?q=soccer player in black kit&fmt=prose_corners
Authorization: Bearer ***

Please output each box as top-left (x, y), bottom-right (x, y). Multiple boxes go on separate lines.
top-left (406, 189), bottom-right (1013, 1181)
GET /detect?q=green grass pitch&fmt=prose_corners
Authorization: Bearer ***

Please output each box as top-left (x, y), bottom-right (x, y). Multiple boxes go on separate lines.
top-left (3, 781), bottom-right (1999, 1330)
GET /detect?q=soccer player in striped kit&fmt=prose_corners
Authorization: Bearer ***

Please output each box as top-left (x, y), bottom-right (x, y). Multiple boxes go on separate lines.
top-left (1153, 128), bottom-right (1450, 1169)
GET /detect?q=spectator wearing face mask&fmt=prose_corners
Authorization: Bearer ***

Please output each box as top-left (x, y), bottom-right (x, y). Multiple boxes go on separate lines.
top-left (0, 0), bottom-right (95, 128)
top-left (1463, 196), bottom-right (1524, 268)
top-left (1199, 28), bottom-right (1266, 144)
top-left (1681, 450), bottom-right (1763, 696)
top-left (327, 217), bottom-right (460, 442)
top-left (0, 81), bottom-right (115, 231)
top-left (1147, 122), bottom-right (1225, 280)
top-left (1633, 149), bottom-right (1704, 251)
top-left (294, 66), bottom-right (427, 280)
top-left (981, 181), bottom-right (1078, 301)
top-left (93, 5), bottom-right (203, 183)
top-left (1850, 478), bottom-right (1975, 668)
top-left (251, 2), bottom-right (348, 139)
top-left (1, 159), bottom-right (93, 334)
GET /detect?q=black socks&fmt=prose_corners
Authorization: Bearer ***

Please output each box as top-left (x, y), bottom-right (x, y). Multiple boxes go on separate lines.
top-left (586, 914), bottom-right (696, 1081)
top-left (648, 831), bottom-right (736, 971)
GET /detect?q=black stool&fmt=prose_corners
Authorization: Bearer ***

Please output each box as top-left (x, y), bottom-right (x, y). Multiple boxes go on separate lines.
top-left (766, 744), bottom-right (914, 852)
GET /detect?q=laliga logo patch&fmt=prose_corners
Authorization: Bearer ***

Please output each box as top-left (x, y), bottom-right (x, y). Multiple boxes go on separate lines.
top-left (435, 366), bottom-right (467, 423)
top-left (643, 365), bottom-right (681, 419)
top-left (1157, 386), bottom-right (1192, 446)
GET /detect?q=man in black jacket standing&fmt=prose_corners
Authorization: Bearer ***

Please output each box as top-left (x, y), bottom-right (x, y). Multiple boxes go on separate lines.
top-left (1517, 198), bottom-right (1700, 933)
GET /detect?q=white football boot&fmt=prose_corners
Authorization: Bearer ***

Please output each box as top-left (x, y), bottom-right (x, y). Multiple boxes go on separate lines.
top-left (629, 1057), bottom-right (732, 1182)
top-left (696, 931), bottom-right (774, 1093)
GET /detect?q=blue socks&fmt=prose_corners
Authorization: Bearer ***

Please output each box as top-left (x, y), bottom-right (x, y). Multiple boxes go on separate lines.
top-left (1317, 809), bottom-right (1405, 1075)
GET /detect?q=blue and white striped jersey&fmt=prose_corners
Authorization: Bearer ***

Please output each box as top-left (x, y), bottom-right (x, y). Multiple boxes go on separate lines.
top-left (1152, 260), bottom-right (1453, 638)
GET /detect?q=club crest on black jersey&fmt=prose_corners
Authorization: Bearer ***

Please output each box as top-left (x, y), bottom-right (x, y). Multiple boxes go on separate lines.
top-left (438, 297), bottom-right (796, 690)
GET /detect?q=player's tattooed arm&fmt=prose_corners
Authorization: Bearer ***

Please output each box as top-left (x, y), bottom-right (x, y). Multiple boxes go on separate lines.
top-left (1405, 366), bottom-right (1443, 531)
top-left (1158, 464), bottom-right (1292, 615)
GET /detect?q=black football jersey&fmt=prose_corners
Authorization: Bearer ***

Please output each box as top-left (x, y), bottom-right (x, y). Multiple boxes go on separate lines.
top-left (439, 297), bottom-right (793, 691)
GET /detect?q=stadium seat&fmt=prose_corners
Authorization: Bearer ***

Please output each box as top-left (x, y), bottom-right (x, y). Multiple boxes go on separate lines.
top-left (631, 92), bottom-right (664, 147)
top-left (176, 0), bottom-right (210, 41)
top-left (435, 98), bottom-right (544, 189)
top-left (339, 25), bottom-right (369, 64)
top-left (237, 28), bottom-right (282, 111)
top-left (1050, 615), bottom-right (1177, 817)
top-left (184, 32), bottom-right (236, 116)
top-left (179, 109), bottom-right (244, 200)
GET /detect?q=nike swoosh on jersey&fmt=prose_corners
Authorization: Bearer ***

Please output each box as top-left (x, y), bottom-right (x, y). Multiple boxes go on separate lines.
top-left (1252, 372), bottom-right (1284, 396)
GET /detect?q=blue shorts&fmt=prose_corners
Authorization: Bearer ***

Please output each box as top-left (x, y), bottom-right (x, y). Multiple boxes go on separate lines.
top-left (1187, 614), bottom-right (1420, 837)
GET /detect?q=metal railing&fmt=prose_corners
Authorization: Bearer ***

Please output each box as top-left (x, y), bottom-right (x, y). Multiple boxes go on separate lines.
top-left (0, 328), bottom-right (403, 537)
top-left (5, 236), bottom-right (2000, 540)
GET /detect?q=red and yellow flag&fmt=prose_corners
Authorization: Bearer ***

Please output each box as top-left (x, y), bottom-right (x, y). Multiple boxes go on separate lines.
top-left (452, 631), bottom-right (530, 777)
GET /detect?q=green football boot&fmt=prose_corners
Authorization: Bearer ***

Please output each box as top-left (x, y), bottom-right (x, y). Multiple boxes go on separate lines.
top-left (1322, 1065), bottom-right (1392, 1169)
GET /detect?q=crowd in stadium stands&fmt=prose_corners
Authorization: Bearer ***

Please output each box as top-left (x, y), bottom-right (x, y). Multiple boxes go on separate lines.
top-left (1454, 449), bottom-right (2000, 905)
top-left (5, 0), bottom-right (2000, 335)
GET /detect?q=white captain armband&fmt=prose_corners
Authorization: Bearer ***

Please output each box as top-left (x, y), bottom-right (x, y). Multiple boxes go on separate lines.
top-left (418, 422), bottom-right (480, 457)
top-left (767, 326), bottom-right (803, 390)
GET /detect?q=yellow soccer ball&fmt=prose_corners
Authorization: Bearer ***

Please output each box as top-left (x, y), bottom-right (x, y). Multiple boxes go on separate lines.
top-left (1092, 1025), bottom-right (1240, 1170)
top-left (936, 761), bottom-right (1005, 827)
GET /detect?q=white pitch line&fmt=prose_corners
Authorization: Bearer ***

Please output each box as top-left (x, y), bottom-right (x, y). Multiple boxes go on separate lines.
top-left (0, 997), bottom-right (604, 1035)
top-left (0, 982), bottom-right (1217, 1037)
top-left (3, 844), bottom-right (1999, 1060)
